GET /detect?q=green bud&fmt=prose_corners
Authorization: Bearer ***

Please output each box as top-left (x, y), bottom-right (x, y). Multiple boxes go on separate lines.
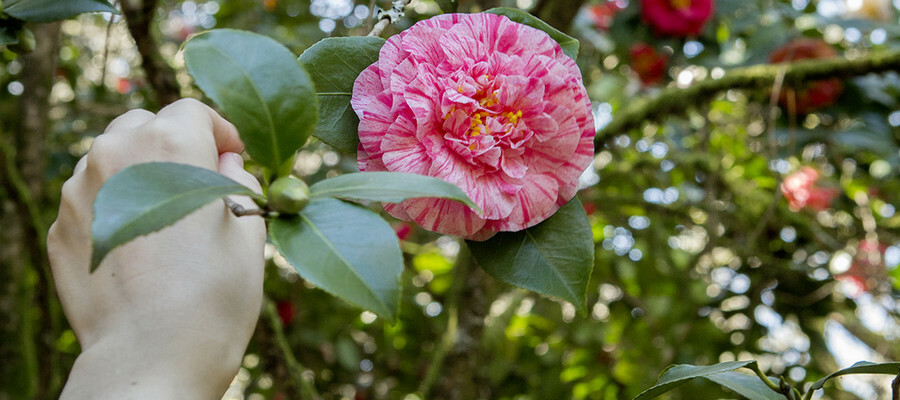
top-left (267, 175), bottom-right (310, 215)
top-left (8, 27), bottom-right (35, 54)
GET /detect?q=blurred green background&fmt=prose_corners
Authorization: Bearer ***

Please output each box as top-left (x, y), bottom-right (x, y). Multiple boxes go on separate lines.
top-left (1, 0), bottom-right (899, 399)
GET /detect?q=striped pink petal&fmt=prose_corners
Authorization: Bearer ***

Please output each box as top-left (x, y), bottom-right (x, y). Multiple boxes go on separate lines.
top-left (352, 13), bottom-right (594, 240)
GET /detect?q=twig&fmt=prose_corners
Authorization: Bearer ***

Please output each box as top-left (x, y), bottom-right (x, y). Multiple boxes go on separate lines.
top-left (263, 298), bottom-right (321, 400)
top-left (99, 6), bottom-right (115, 90)
top-left (891, 368), bottom-right (899, 400)
top-left (417, 241), bottom-right (470, 397)
top-left (367, 0), bottom-right (377, 30)
top-left (751, 363), bottom-right (784, 395)
top-left (223, 196), bottom-right (268, 217)
top-left (367, 0), bottom-right (411, 37)
top-left (595, 49), bottom-right (900, 143)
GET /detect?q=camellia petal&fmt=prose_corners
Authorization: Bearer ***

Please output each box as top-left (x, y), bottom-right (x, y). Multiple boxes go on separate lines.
top-left (352, 13), bottom-right (594, 240)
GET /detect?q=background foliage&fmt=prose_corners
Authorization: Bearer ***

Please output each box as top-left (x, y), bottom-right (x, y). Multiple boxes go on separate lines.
top-left (1, 0), bottom-right (899, 399)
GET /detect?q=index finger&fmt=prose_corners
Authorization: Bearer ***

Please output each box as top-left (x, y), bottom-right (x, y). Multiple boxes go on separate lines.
top-left (156, 98), bottom-right (245, 155)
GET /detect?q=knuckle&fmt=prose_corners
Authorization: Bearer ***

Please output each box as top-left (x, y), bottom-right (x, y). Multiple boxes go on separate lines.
top-left (84, 135), bottom-right (126, 180)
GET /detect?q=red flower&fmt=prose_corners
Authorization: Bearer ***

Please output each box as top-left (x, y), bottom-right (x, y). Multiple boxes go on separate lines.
top-left (587, 1), bottom-right (625, 31)
top-left (582, 201), bottom-right (596, 215)
top-left (837, 240), bottom-right (888, 297)
top-left (276, 300), bottom-right (296, 326)
top-left (770, 38), bottom-right (844, 114)
top-left (641, 0), bottom-right (714, 36)
top-left (116, 78), bottom-right (132, 94)
top-left (781, 167), bottom-right (839, 211)
top-left (393, 222), bottom-right (413, 241)
top-left (629, 43), bottom-right (668, 86)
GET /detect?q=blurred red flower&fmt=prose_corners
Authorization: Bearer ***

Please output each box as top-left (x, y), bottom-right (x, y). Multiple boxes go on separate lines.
top-left (781, 166), bottom-right (839, 211)
top-left (770, 38), bottom-right (844, 114)
top-left (641, 0), bottom-right (714, 36)
top-left (276, 300), bottom-right (296, 326)
top-left (393, 222), bottom-right (413, 241)
top-left (629, 43), bottom-right (668, 86)
top-left (587, 1), bottom-right (625, 31)
top-left (837, 239), bottom-right (888, 298)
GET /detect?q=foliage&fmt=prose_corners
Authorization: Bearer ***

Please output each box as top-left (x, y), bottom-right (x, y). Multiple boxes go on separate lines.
top-left (1, 0), bottom-right (900, 399)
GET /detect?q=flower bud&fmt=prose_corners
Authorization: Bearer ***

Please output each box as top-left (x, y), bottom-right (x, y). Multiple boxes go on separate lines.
top-left (268, 176), bottom-right (310, 214)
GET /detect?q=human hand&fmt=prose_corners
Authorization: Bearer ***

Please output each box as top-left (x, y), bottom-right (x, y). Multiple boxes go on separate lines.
top-left (49, 99), bottom-right (266, 399)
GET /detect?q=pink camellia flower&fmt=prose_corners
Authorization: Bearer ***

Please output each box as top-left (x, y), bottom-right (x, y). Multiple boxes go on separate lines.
top-left (781, 167), bottom-right (839, 211)
top-left (641, 0), bottom-right (714, 36)
top-left (352, 13), bottom-right (594, 241)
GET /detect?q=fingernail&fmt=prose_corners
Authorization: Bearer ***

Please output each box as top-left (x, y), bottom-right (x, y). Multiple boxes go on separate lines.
top-left (230, 152), bottom-right (244, 167)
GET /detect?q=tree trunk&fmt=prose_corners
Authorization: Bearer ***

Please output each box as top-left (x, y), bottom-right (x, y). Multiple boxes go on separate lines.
top-left (0, 21), bottom-right (63, 400)
top-left (121, 0), bottom-right (180, 107)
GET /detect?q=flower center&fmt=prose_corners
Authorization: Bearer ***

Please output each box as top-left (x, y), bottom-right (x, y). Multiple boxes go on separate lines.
top-left (669, 0), bottom-right (691, 10)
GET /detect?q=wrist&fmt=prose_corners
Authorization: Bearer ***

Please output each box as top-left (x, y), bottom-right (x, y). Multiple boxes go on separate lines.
top-left (60, 328), bottom-right (242, 400)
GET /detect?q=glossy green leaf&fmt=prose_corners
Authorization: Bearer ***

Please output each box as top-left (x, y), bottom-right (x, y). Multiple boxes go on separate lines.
top-left (633, 361), bottom-right (757, 400)
top-left (468, 197), bottom-right (593, 310)
top-left (91, 162), bottom-right (258, 272)
top-left (298, 36), bottom-right (384, 153)
top-left (270, 198), bottom-right (402, 321)
top-left (808, 361), bottom-right (900, 393)
top-left (704, 371), bottom-right (783, 400)
top-left (184, 29), bottom-right (318, 171)
top-left (309, 171), bottom-right (478, 210)
top-left (2, 0), bottom-right (116, 22)
top-left (485, 7), bottom-right (579, 60)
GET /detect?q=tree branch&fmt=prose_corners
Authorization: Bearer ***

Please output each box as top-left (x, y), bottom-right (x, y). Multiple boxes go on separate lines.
top-left (120, 0), bottom-right (180, 106)
top-left (367, 0), bottom-right (411, 37)
top-left (417, 242), bottom-right (469, 397)
top-left (595, 49), bottom-right (900, 144)
top-left (263, 298), bottom-right (321, 400)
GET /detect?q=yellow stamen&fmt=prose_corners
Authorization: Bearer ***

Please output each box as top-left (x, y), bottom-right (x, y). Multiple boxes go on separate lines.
top-left (457, 85), bottom-right (464, 93)
top-left (507, 110), bottom-right (523, 124)
top-left (669, 0), bottom-right (691, 10)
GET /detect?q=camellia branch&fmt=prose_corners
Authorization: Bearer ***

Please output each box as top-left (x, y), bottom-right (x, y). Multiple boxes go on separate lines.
top-left (367, 0), bottom-right (411, 37)
top-left (595, 49), bottom-right (900, 145)
top-left (223, 196), bottom-right (269, 217)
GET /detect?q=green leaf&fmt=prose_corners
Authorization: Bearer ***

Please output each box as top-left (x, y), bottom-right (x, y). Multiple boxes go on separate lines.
top-left (269, 198), bottom-right (402, 321)
top-left (704, 371), bottom-right (783, 400)
top-left (91, 162), bottom-right (257, 272)
top-left (309, 171), bottom-right (479, 211)
top-left (485, 7), bottom-right (579, 60)
top-left (808, 361), bottom-right (900, 393)
top-left (467, 197), bottom-right (593, 310)
top-left (184, 29), bottom-right (318, 171)
top-left (632, 361), bottom-right (757, 400)
top-left (0, 22), bottom-right (21, 47)
top-left (3, 0), bottom-right (117, 22)
top-left (298, 36), bottom-right (384, 153)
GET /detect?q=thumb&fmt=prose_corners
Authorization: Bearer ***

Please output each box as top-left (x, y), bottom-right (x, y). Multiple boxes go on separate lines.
top-left (218, 152), bottom-right (263, 199)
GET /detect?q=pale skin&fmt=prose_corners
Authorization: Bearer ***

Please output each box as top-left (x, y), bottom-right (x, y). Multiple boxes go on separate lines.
top-left (48, 99), bottom-right (266, 399)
